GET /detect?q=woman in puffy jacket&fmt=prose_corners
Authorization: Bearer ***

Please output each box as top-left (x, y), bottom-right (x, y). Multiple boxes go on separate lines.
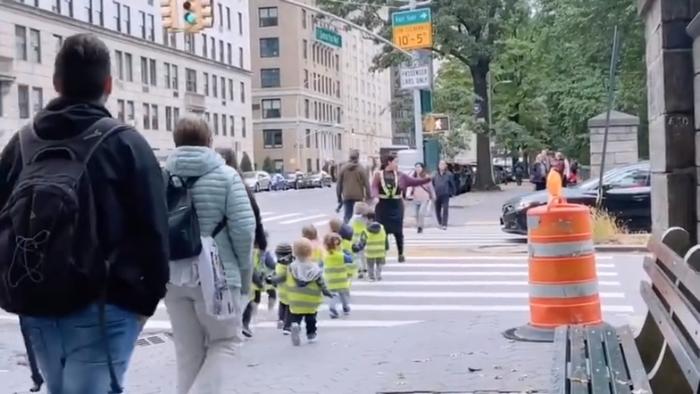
top-left (165, 118), bottom-right (255, 394)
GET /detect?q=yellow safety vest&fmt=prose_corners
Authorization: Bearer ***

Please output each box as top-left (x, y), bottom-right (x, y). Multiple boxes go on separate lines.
top-left (379, 171), bottom-right (401, 199)
top-left (365, 227), bottom-right (387, 259)
top-left (351, 219), bottom-right (367, 244)
top-left (323, 251), bottom-right (349, 291)
top-left (276, 264), bottom-right (289, 305)
top-left (252, 250), bottom-right (274, 293)
top-left (286, 273), bottom-right (323, 314)
top-left (340, 238), bottom-right (358, 278)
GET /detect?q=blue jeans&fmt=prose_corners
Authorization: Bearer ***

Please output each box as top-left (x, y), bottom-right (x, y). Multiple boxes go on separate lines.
top-left (21, 303), bottom-right (141, 394)
top-left (343, 200), bottom-right (357, 223)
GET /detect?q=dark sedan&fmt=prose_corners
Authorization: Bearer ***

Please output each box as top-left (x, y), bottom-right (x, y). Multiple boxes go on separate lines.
top-left (501, 162), bottom-right (651, 235)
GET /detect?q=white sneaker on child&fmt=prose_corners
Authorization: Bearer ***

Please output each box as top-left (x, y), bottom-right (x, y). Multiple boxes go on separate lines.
top-left (290, 323), bottom-right (301, 346)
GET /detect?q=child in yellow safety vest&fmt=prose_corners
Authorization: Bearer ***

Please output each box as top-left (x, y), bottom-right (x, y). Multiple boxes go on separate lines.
top-left (364, 210), bottom-right (388, 281)
top-left (350, 202), bottom-right (370, 279)
top-left (302, 224), bottom-right (324, 265)
top-left (242, 245), bottom-right (276, 338)
top-left (270, 243), bottom-right (294, 334)
top-left (322, 233), bottom-right (351, 319)
top-left (269, 238), bottom-right (332, 346)
top-left (329, 218), bottom-right (366, 281)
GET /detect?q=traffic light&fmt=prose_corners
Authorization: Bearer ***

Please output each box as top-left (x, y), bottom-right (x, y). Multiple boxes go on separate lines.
top-left (160, 0), bottom-right (179, 31)
top-left (183, 0), bottom-right (214, 33)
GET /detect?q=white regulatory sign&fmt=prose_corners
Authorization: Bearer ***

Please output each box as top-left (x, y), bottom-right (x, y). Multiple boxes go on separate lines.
top-left (399, 65), bottom-right (431, 90)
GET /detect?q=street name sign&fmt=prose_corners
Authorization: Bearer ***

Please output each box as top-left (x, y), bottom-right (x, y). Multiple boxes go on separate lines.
top-left (392, 8), bottom-right (433, 50)
top-left (400, 65), bottom-right (431, 90)
top-left (315, 27), bottom-right (342, 48)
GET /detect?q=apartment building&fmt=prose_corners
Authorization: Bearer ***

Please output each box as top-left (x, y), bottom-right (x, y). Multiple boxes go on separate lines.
top-left (0, 0), bottom-right (253, 163)
top-left (249, 0), bottom-right (393, 173)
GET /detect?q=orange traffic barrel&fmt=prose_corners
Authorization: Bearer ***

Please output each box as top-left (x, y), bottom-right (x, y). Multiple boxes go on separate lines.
top-left (504, 170), bottom-right (602, 342)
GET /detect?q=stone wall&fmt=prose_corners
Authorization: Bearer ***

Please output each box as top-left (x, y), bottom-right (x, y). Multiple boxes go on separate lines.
top-left (588, 111), bottom-right (640, 178)
top-left (639, 0), bottom-right (698, 240)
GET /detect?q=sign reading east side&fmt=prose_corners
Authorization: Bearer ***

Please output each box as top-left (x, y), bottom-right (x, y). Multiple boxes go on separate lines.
top-left (315, 27), bottom-right (342, 48)
top-left (392, 8), bottom-right (433, 50)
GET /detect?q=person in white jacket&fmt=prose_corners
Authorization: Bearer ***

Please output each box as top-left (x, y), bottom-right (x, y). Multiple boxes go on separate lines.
top-left (164, 117), bottom-right (255, 394)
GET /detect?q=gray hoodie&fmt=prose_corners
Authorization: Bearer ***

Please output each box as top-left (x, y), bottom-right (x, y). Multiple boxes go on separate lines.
top-left (289, 260), bottom-right (331, 296)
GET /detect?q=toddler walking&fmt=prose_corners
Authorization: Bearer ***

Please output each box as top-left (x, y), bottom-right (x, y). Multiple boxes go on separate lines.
top-left (323, 233), bottom-right (351, 318)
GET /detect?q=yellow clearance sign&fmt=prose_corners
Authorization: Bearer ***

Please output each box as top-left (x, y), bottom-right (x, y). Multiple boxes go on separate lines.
top-left (392, 9), bottom-right (433, 50)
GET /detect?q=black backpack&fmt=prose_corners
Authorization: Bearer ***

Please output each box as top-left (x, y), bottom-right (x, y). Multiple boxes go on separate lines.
top-left (164, 173), bottom-right (225, 261)
top-left (0, 118), bottom-right (123, 316)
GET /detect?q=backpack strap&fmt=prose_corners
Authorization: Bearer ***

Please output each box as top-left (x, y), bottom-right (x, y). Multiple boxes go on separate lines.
top-left (212, 218), bottom-right (226, 238)
top-left (18, 117), bottom-right (126, 166)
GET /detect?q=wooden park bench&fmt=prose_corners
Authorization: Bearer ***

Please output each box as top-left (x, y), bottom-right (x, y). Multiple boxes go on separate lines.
top-left (552, 227), bottom-right (700, 393)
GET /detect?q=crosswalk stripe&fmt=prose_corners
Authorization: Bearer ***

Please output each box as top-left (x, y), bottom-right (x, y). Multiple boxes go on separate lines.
top-left (262, 213), bottom-right (302, 222)
top-left (139, 319), bottom-right (423, 330)
top-left (384, 262), bottom-right (616, 269)
top-left (350, 291), bottom-right (626, 299)
top-left (313, 220), bottom-right (330, 227)
top-left (260, 211), bottom-right (276, 217)
top-left (315, 304), bottom-right (634, 313)
top-left (279, 214), bottom-right (327, 225)
top-left (351, 280), bottom-right (622, 287)
top-left (380, 271), bottom-right (618, 277)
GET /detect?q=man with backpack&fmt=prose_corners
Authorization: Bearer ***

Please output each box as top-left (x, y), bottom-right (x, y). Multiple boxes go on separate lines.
top-left (0, 34), bottom-right (169, 393)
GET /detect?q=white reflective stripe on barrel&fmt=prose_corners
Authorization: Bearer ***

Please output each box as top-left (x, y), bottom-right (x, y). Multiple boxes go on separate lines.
top-left (529, 280), bottom-right (599, 298)
top-left (528, 240), bottom-right (594, 258)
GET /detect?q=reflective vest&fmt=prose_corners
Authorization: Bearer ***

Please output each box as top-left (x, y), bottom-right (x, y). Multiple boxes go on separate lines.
top-left (351, 219), bottom-right (367, 244)
top-left (276, 264), bottom-right (289, 305)
top-left (365, 227), bottom-right (387, 259)
top-left (378, 171), bottom-right (401, 199)
top-left (342, 239), bottom-right (358, 278)
top-left (286, 273), bottom-right (323, 314)
top-left (323, 251), bottom-right (350, 291)
top-left (252, 250), bottom-right (274, 292)
top-left (311, 244), bottom-right (324, 264)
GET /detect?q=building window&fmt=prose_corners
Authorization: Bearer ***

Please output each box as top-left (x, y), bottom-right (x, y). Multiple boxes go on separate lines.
top-left (123, 53), bottom-right (132, 82)
top-left (219, 40), bottom-right (224, 63)
top-left (127, 100), bottom-right (134, 123)
top-left (17, 84), bottom-right (28, 119)
top-left (226, 7), bottom-right (231, 30)
top-left (260, 38), bottom-right (279, 58)
top-left (302, 9), bottom-right (307, 29)
top-left (228, 79), bottom-right (234, 101)
top-left (229, 115), bottom-right (235, 136)
top-left (220, 76), bottom-right (225, 99)
top-left (140, 58), bottom-right (148, 84)
top-left (186, 68), bottom-right (197, 93)
top-left (139, 11), bottom-right (146, 39)
top-left (222, 114), bottom-right (227, 136)
top-left (15, 26), bottom-right (27, 61)
top-left (304, 99), bottom-right (310, 118)
top-left (52, 34), bottom-right (63, 54)
top-left (303, 69), bottom-right (309, 88)
top-left (149, 58), bottom-right (156, 86)
top-left (184, 33), bottom-right (195, 53)
top-left (261, 68), bottom-right (280, 88)
top-left (31, 87), bottom-right (43, 114)
top-left (306, 158), bottom-right (312, 173)
top-left (142, 103), bottom-right (150, 129)
top-left (210, 37), bottom-right (215, 59)
top-left (173, 107), bottom-right (180, 124)
top-left (302, 39), bottom-right (307, 59)
top-left (305, 129), bottom-right (311, 148)
top-left (115, 50), bottom-right (124, 80)
top-left (96, 0), bottom-right (104, 26)
top-left (240, 82), bottom-right (246, 103)
top-left (151, 104), bottom-right (158, 130)
top-left (203, 73), bottom-right (209, 96)
top-left (261, 99), bottom-right (281, 119)
top-left (164, 62), bottom-right (170, 88)
top-left (213, 113), bottom-right (219, 135)
top-left (117, 99), bottom-right (125, 122)
top-left (227, 43), bottom-right (232, 65)
top-left (113, 1), bottom-right (121, 32)
top-left (202, 34), bottom-right (208, 57)
top-left (165, 106), bottom-right (172, 131)
top-left (123, 5), bottom-right (131, 34)
top-left (171, 65), bottom-right (178, 90)
top-left (212, 75), bottom-right (218, 98)
top-left (259, 7), bottom-right (278, 27)
top-left (148, 14), bottom-right (155, 41)
top-left (239, 47), bottom-right (244, 68)
top-left (218, 3), bottom-right (223, 27)
top-left (238, 12), bottom-right (243, 35)
top-left (242, 116), bottom-right (247, 138)
top-left (263, 129), bottom-right (283, 148)
top-left (26, 28), bottom-right (41, 64)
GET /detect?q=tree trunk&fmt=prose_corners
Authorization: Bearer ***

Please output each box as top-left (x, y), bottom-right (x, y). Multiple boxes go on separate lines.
top-left (470, 65), bottom-right (497, 190)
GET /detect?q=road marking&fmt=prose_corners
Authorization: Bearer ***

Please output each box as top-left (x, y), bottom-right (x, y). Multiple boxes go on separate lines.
top-left (279, 214), bottom-right (328, 224)
top-left (350, 291), bottom-right (626, 299)
top-left (386, 255), bottom-right (614, 261)
top-left (380, 271), bottom-right (618, 277)
top-left (464, 221), bottom-right (500, 225)
top-left (314, 220), bottom-right (331, 227)
top-left (262, 213), bottom-right (302, 222)
top-left (385, 263), bottom-right (616, 269)
top-left (351, 280), bottom-right (622, 287)
top-left (139, 319), bottom-right (423, 330)
top-left (314, 304), bottom-right (634, 312)
top-left (260, 211), bottom-right (276, 217)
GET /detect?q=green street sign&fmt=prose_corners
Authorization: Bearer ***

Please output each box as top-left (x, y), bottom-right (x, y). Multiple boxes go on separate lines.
top-left (315, 27), bottom-right (342, 48)
top-left (392, 8), bottom-right (431, 27)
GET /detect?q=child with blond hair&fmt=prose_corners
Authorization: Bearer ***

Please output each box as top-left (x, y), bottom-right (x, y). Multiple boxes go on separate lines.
top-left (301, 224), bottom-right (324, 264)
top-left (322, 233), bottom-right (351, 318)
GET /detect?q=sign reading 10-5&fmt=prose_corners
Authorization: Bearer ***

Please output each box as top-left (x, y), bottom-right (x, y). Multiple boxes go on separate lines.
top-left (392, 8), bottom-right (433, 51)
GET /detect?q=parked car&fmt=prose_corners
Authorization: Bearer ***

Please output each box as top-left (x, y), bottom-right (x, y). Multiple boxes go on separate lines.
top-left (270, 173), bottom-right (287, 191)
top-left (309, 171), bottom-right (333, 188)
top-left (284, 172), bottom-right (304, 189)
top-left (500, 162), bottom-right (651, 235)
top-left (243, 171), bottom-right (272, 192)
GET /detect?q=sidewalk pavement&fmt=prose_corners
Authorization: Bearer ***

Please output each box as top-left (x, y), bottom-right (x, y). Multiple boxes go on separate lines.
top-left (2, 314), bottom-right (551, 394)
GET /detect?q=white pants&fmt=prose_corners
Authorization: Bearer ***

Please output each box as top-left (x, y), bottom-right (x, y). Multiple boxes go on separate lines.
top-left (165, 284), bottom-right (242, 394)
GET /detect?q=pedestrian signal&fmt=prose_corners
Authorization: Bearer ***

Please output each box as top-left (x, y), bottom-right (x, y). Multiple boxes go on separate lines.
top-left (183, 1), bottom-right (197, 27)
top-left (182, 0), bottom-right (214, 33)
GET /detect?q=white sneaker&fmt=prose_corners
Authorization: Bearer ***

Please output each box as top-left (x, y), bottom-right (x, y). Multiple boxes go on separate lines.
top-left (291, 323), bottom-right (301, 346)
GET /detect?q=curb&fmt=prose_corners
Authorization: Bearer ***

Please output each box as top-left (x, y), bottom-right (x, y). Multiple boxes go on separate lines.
top-left (594, 244), bottom-right (648, 253)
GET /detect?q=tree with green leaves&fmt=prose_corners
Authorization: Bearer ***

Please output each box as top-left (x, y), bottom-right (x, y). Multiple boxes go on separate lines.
top-left (240, 152), bottom-right (253, 172)
top-left (262, 156), bottom-right (275, 173)
top-left (317, 0), bottom-right (526, 190)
